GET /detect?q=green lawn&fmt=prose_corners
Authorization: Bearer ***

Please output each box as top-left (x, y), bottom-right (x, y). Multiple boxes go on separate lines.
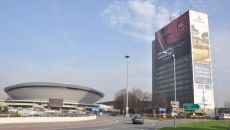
top-left (160, 120), bottom-right (230, 130)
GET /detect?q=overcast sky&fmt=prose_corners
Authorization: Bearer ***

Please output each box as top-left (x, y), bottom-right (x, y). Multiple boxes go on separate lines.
top-left (0, 0), bottom-right (229, 106)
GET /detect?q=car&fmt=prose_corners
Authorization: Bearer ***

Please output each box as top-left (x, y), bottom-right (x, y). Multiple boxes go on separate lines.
top-left (108, 113), bottom-right (118, 116)
top-left (215, 114), bottom-right (224, 120)
top-left (132, 114), bottom-right (144, 124)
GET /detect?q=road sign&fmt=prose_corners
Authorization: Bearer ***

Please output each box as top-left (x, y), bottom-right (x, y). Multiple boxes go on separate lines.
top-left (172, 107), bottom-right (177, 112)
top-left (171, 101), bottom-right (179, 108)
top-left (162, 113), bottom-right (166, 118)
top-left (171, 112), bottom-right (177, 117)
top-left (159, 107), bottom-right (166, 112)
top-left (183, 104), bottom-right (200, 110)
top-left (92, 107), bottom-right (99, 112)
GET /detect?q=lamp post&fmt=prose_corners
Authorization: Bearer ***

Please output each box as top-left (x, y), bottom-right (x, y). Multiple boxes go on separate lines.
top-left (172, 54), bottom-right (177, 128)
top-left (172, 54), bottom-right (176, 104)
top-left (125, 55), bottom-right (130, 117)
top-left (163, 52), bottom-right (176, 128)
top-left (123, 90), bottom-right (125, 116)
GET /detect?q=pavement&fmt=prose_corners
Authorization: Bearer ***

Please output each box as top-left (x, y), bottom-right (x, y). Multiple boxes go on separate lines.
top-left (0, 116), bottom-right (205, 130)
top-left (0, 117), bottom-right (117, 130)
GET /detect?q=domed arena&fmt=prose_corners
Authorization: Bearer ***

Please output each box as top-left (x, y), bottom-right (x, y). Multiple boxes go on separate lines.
top-left (4, 82), bottom-right (104, 104)
top-left (0, 82), bottom-right (104, 116)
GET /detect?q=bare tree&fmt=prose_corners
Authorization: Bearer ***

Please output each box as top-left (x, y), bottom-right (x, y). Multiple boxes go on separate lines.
top-left (114, 89), bottom-right (126, 114)
top-left (132, 88), bottom-right (152, 114)
top-left (114, 88), bottom-right (153, 114)
top-left (142, 92), bottom-right (152, 113)
top-left (114, 89), bottom-right (139, 114)
top-left (152, 90), bottom-right (167, 112)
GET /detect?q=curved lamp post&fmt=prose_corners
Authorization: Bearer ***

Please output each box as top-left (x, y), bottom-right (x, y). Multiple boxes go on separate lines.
top-left (163, 51), bottom-right (176, 128)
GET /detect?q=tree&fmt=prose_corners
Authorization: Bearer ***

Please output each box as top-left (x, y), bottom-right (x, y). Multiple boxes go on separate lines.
top-left (114, 89), bottom-right (126, 114)
top-left (0, 106), bottom-right (8, 114)
top-left (114, 89), bottom-right (139, 114)
top-left (132, 88), bottom-right (142, 113)
top-left (114, 88), bottom-right (152, 114)
top-left (131, 88), bottom-right (152, 113)
top-left (3, 106), bottom-right (8, 114)
top-left (152, 90), bottom-right (167, 113)
top-left (142, 92), bottom-right (152, 113)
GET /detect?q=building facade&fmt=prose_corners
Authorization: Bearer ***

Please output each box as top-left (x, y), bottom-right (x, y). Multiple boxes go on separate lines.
top-left (0, 82), bottom-right (104, 116)
top-left (152, 10), bottom-right (214, 115)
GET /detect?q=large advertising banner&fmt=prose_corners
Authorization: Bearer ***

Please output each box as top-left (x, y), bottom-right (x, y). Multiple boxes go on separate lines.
top-left (48, 98), bottom-right (63, 107)
top-left (189, 10), bottom-right (214, 109)
top-left (155, 11), bottom-right (191, 66)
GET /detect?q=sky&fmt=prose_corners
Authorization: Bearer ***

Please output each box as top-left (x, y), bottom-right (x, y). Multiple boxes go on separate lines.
top-left (0, 0), bottom-right (229, 106)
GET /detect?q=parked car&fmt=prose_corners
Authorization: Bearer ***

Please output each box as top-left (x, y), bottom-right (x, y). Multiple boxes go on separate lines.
top-left (215, 114), bottom-right (225, 120)
top-left (132, 114), bottom-right (144, 124)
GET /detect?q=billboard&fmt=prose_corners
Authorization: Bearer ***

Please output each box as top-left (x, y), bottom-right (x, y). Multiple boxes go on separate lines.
top-left (155, 11), bottom-right (191, 66)
top-left (48, 98), bottom-right (63, 107)
top-left (189, 10), bottom-right (214, 109)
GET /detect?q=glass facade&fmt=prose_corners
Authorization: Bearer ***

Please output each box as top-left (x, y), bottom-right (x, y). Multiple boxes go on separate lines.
top-left (152, 10), bottom-right (214, 113)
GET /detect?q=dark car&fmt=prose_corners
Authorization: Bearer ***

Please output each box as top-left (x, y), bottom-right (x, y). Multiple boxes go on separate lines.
top-left (132, 114), bottom-right (144, 124)
top-left (108, 113), bottom-right (118, 116)
top-left (215, 115), bottom-right (224, 120)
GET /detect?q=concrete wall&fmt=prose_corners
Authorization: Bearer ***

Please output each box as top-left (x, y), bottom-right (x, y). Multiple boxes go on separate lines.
top-left (0, 115), bottom-right (96, 124)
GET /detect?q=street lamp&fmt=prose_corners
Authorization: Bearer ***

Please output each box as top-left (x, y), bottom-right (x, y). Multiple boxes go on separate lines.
top-left (163, 51), bottom-right (176, 128)
top-left (172, 54), bottom-right (176, 104)
top-left (125, 55), bottom-right (130, 117)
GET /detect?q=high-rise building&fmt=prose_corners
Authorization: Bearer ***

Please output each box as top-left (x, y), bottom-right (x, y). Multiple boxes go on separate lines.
top-left (152, 10), bottom-right (214, 115)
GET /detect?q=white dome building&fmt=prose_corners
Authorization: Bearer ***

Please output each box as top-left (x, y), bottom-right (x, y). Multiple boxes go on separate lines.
top-left (4, 82), bottom-right (104, 104)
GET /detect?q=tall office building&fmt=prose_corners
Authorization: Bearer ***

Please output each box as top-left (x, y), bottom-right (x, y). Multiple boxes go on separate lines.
top-left (152, 10), bottom-right (214, 115)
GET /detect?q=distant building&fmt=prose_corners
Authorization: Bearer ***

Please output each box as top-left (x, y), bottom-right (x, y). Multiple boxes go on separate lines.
top-left (97, 101), bottom-right (115, 112)
top-left (152, 10), bottom-right (214, 116)
top-left (1, 82), bottom-right (104, 113)
top-left (97, 101), bottom-right (114, 106)
top-left (217, 108), bottom-right (230, 114)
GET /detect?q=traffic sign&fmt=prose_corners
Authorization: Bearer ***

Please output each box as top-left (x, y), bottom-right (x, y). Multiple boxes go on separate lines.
top-left (183, 104), bottom-right (200, 110)
top-left (159, 107), bottom-right (166, 112)
top-left (162, 113), bottom-right (166, 118)
top-left (171, 112), bottom-right (177, 117)
top-left (171, 101), bottom-right (179, 108)
top-left (92, 107), bottom-right (99, 112)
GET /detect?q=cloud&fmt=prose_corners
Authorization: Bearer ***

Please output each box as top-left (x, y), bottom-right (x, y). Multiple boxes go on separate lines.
top-left (101, 0), bottom-right (175, 43)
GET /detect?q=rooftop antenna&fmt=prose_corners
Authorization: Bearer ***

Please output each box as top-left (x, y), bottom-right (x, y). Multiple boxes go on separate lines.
top-left (170, 15), bottom-right (172, 21)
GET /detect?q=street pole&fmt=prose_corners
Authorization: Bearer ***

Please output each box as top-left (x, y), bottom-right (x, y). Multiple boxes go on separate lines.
top-left (123, 90), bottom-right (125, 116)
top-left (173, 54), bottom-right (176, 128)
top-left (125, 55), bottom-right (130, 117)
top-left (163, 52), bottom-right (177, 128)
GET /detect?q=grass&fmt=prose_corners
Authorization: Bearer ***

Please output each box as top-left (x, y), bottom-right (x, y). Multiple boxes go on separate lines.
top-left (160, 120), bottom-right (230, 130)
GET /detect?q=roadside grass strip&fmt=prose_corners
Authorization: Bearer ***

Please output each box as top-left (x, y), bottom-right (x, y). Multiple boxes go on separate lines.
top-left (160, 120), bottom-right (230, 130)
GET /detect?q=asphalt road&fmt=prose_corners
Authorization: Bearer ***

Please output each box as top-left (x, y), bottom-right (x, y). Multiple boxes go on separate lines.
top-left (0, 116), bottom-right (204, 130)
top-left (50, 116), bottom-right (203, 130)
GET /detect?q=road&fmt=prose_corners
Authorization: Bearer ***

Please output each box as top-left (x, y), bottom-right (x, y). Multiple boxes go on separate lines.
top-left (66, 117), bottom-right (202, 130)
top-left (0, 116), bottom-right (203, 130)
